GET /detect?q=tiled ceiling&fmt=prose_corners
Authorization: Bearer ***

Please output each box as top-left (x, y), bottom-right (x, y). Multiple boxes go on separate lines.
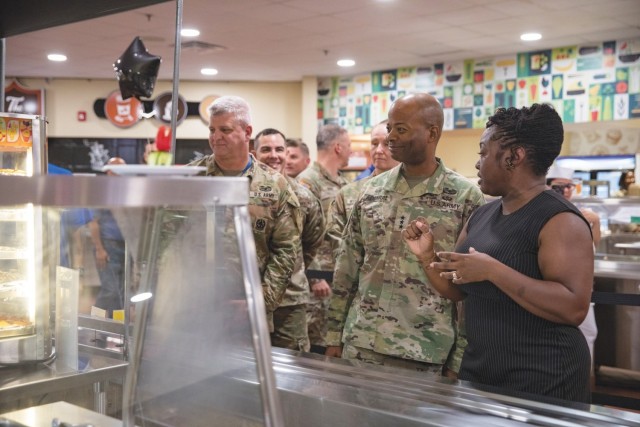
top-left (4, 0), bottom-right (640, 82)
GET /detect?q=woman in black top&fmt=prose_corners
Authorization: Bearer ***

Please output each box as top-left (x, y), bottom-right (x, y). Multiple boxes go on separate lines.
top-left (402, 104), bottom-right (593, 403)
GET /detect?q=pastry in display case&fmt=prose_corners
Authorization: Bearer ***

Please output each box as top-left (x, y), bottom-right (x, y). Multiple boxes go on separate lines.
top-left (0, 113), bottom-right (50, 364)
top-left (0, 205), bottom-right (35, 339)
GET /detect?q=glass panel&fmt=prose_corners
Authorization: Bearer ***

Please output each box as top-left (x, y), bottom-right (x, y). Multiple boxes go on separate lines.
top-left (0, 150), bottom-right (30, 176)
top-left (123, 205), bottom-right (266, 426)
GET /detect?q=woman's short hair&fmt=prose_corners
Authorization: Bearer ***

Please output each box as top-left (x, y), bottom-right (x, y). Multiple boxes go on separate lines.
top-left (486, 103), bottom-right (563, 176)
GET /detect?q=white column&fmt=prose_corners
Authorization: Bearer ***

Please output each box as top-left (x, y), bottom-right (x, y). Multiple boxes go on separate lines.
top-left (301, 76), bottom-right (318, 161)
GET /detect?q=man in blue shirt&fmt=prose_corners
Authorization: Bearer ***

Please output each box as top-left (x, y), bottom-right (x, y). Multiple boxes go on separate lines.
top-left (88, 158), bottom-right (126, 316)
top-left (354, 163), bottom-right (374, 181)
top-left (48, 163), bottom-right (93, 268)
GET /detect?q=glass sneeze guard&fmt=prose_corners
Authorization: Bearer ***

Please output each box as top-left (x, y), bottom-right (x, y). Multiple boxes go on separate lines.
top-left (0, 175), bottom-right (283, 427)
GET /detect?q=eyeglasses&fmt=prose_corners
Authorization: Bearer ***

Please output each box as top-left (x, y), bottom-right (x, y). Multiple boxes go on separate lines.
top-left (551, 183), bottom-right (575, 194)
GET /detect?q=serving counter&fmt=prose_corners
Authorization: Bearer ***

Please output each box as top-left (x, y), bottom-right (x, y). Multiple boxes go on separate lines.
top-left (1, 401), bottom-right (121, 427)
top-left (1, 178), bottom-right (639, 426)
top-left (5, 349), bottom-right (637, 427)
top-left (270, 349), bottom-right (640, 427)
top-left (0, 352), bottom-right (126, 406)
top-left (574, 197), bottom-right (640, 396)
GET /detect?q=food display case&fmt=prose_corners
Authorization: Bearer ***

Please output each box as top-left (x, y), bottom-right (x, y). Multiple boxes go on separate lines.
top-left (0, 113), bottom-right (50, 364)
top-left (0, 112), bottom-right (46, 177)
top-left (0, 175), bottom-right (283, 426)
top-left (572, 197), bottom-right (640, 390)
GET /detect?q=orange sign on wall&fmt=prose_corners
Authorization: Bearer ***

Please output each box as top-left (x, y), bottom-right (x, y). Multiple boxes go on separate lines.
top-left (0, 116), bottom-right (33, 148)
top-left (104, 90), bottom-right (143, 128)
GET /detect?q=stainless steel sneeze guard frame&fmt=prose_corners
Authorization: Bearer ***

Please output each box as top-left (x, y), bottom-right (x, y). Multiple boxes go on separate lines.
top-left (268, 349), bottom-right (640, 427)
top-left (134, 346), bottom-right (640, 427)
top-left (0, 175), bottom-right (249, 207)
top-left (0, 175), bottom-right (284, 427)
top-left (3, 347), bottom-right (640, 427)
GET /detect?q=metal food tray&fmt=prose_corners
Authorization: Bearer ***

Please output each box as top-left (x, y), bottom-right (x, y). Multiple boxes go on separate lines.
top-left (0, 248), bottom-right (28, 260)
top-left (0, 281), bottom-right (27, 298)
top-left (0, 324), bottom-right (34, 339)
top-left (0, 210), bottom-right (27, 222)
top-left (130, 347), bottom-right (640, 426)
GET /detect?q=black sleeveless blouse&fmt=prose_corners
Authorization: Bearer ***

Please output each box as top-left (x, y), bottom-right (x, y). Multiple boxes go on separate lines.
top-left (457, 190), bottom-right (591, 403)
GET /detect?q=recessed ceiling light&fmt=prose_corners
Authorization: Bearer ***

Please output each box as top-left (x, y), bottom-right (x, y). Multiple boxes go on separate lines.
top-left (47, 53), bottom-right (67, 62)
top-left (201, 68), bottom-right (219, 76)
top-left (520, 32), bottom-right (542, 41)
top-left (337, 59), bottom-right (355, 67)
top-left (181, 28), bottom-right (200, 37)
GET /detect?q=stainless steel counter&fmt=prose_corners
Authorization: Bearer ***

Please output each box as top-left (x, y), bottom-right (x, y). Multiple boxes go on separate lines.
top-left (0, 352), bottom-right (127, 403)
top-left (1, 401), bottom-right (121, 427)
top-left (271, 349), bottom-right (640, 427)
top-left (595, 255), bottom-right (640, 280)
top-left (126, 347), bottom-right (640, 426)
top-left (2, 349), bottom-right (640, 426)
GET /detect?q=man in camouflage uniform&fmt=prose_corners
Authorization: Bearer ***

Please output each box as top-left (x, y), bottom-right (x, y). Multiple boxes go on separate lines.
top-left (297, 124), bottom-right (351, 353)
top-left (189, 96), bottom-right (301, 332)
top-left (325, 93), bottom-right (484, 376)
top-left (253, 128), bottom-right (325, 351)
top-left (284, 138), bottom-right (311, 178)
top-left (326, 120), bottom-right (399, 257)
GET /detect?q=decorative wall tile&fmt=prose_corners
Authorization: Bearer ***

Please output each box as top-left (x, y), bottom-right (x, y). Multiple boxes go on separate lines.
top-left (319, 38), bottom-right (640, 134)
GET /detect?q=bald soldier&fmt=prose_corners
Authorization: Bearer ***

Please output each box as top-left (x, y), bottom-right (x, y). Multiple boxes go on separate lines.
top-left (325, 93), bottom-right (484, 376)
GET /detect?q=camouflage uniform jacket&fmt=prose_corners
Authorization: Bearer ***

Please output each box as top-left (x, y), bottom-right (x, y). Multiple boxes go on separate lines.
top-left (297, 161), bottom-right (348, 274)
top-left (326, 159), bottom-right (484, 368)
top-left (281, 176), bottom-right (325, 306)
top-left (189, 154), bottom-right (302, 313)
top-left (326, 175), bottom-right (373, 259)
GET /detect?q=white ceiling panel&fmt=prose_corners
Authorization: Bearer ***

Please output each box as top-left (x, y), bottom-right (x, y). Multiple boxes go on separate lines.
top-left (3, 0), bottom-right (639, 82)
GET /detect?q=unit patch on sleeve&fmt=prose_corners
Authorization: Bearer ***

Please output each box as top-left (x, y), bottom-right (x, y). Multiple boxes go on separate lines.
top-left (254, 218), bottom-right (267, 232)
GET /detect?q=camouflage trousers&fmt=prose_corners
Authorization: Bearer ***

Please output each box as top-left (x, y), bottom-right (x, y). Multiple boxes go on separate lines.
top-left (342, 343), bottom-right (443, 376)
top-left (271, 304), bottom-right (310, 352)
top-left (305, 293), bottom-right (330, 346)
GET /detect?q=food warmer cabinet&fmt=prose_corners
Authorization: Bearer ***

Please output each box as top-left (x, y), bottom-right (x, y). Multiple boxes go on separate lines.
top-left (0, 113), bottom-right (50, 365)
